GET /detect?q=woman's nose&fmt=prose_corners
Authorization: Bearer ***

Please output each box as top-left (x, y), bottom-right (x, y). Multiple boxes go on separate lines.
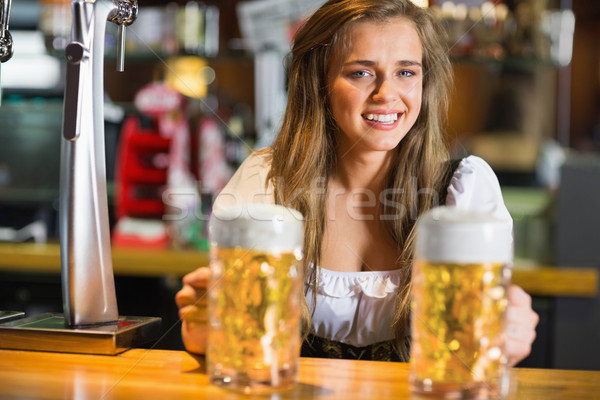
top-left (372, 77), bottom-right (400, 103)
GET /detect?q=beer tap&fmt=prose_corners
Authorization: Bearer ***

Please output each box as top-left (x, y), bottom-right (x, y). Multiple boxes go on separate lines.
top-left (108, 0), bottom-right (137, 72)
top-left (0, 0), bottom-right (12, 63)
top-left (60, 0), bottom-right (137, 327)
top-left (0, 0), bottom-right (13, 106)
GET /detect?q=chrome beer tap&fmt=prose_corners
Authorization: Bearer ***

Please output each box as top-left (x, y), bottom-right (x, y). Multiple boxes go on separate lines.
top-left (0, 0), bottom-right (14, 106)
top-left (60, 0), bottom-right (137, 327)
top-left (0, 0), bottom-right (12, 63)
top-left (108, 0), bottom-right (137, 72)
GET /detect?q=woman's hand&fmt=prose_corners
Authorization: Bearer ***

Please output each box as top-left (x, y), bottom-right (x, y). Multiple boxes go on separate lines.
top-left (506, 284), bottom-right (539, 367)
top-left (175, 267), bottom-right (210, 355)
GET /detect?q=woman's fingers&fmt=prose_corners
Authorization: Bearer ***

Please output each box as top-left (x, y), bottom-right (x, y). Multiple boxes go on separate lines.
top-left (182, 266), bottom-right (211, 287)
top-left (178, 303), bottom-right (208, 324)
top-left (507, 284), bottom-right (533, 308)
top-left (175, 282), bottom-right (208, 309)
top-left (506, 285), bottom-right (539, 366)
top-left (176, 267), bottom-right (211, 356)
top-left (175, 267), bottom-right (210, 309)
top-left (181, 318), bottom-right (209, 355)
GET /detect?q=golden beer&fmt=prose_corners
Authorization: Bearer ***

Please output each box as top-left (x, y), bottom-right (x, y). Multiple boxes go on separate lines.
top-left (410, 206), bottom-right (513, 399)
top-left (207, 248), bottom-right (302, 389)
top-left (207, 203), bottom-right (304, 392)
top-left (410, 260), bottom-right (509, 396)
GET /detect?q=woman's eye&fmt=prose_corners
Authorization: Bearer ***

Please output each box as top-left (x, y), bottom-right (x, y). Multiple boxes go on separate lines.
top-left (350, 70), bottom-right (370, 79)
top-left (398, 70), bottom-right (416, 78)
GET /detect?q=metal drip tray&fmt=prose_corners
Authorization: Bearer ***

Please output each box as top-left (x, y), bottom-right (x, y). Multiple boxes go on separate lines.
top-left (0, 313), bottom-right (162, 355)
top-left (0, 311), bottom-right (25, 323)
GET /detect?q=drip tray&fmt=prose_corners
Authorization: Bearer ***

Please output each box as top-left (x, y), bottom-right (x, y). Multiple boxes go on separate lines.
top-left (0, 313), bottom-right (162, 355)
top-left (0, 311), bottom-right (25, 323)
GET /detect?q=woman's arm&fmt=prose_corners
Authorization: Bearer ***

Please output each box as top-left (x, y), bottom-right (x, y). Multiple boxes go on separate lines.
top-left (446, 155), bottom-right (539, 366)
top-left (176, 150), bottom-right (274, 356)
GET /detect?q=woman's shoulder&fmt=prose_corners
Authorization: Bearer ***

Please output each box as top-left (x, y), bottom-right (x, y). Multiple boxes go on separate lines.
top-left (213, 148), bottom-right (275, 211)
top-left (445, 155), bottom-right (512, 221)
top-left (452, 155), bottom-right (498, 181)
top-left (240, 147), bottom-right (273, 170)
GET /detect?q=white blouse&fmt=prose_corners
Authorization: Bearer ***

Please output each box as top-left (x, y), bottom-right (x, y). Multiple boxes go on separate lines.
top-left (214, 151), bottom-right (513, 347)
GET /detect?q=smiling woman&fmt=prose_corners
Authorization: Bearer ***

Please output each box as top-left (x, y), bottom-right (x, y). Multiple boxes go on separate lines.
top-left (176, 0), bottom-right (538, 366)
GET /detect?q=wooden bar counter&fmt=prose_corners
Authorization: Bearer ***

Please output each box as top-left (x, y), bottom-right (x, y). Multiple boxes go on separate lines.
top-left (1, 348), bottom-right (599, 399)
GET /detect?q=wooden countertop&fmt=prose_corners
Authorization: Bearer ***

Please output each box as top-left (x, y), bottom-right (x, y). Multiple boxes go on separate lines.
top-left (0, 348), bottom-right (599, 399)
top-left (0, 243), bottom-right (597, 298)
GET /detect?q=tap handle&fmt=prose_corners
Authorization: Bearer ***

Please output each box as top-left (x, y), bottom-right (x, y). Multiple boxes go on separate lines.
top-left (0, 0), bottom-right (13, 63)
top-left (63, 42), bottom-right (88, 141)
top-left (109, 0), bottom-right (138, 72)
top-left (0, 30), bottom-right (13, 63)
top-left (116, 23), bottom-right (126, 72)
top-left (1, 0), bottom-right (11, 36)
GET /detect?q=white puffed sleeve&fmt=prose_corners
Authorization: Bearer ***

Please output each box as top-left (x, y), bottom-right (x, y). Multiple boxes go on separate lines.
top-left (445, 155), bottom-right (512, 225)
top-left (212, 151), bottom-right (275, 213)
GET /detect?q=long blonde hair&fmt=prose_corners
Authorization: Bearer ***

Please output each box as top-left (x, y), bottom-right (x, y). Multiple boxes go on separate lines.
top-left (267, 0), bottom-right (453, 358)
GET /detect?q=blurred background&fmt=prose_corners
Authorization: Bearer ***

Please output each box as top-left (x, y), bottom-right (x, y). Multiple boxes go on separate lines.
top-left (0, 0), bottom-right (599, 369)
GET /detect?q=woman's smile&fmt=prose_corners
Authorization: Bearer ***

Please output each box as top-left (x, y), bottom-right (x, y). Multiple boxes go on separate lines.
top-left (362, 111), bottom-right (403, 130)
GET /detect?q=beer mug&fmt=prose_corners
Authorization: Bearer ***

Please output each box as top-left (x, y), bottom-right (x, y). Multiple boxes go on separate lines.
top-left (207, 203), bottom-right (304, 392)
top-left (410, 206), bottom-right (513, 399)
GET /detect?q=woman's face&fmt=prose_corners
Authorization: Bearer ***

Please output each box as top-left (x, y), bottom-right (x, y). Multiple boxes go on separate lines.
top-left (327, 17), bottom-right (423, 155)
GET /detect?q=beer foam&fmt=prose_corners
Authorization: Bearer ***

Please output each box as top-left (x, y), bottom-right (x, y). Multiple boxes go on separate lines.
top-left (210, 203), bottom-right (304, 253)
top-left (415, 206), bottom-right (513, 264)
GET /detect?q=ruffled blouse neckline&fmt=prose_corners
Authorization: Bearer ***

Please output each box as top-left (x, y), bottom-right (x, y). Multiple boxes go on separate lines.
top-left (307, 264), bottom-right (403, 299)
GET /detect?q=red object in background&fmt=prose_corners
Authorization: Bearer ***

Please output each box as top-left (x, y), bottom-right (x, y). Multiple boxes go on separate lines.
top-left (111, 229), bottom-right (169, 248)
top-left (134, 81), bottom-right (184, 119)
top-left (115, 116), bottom-right (171, 220)
top-left (113, 82), bottom-right (187, 249)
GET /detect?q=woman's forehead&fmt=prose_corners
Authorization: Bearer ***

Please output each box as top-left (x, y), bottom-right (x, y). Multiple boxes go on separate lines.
top-left (328, 17), bottom-right (422, 68)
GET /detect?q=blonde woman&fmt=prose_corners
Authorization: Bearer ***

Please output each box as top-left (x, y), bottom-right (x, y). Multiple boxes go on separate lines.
top-left (176, 0), bottom-right (538, 364)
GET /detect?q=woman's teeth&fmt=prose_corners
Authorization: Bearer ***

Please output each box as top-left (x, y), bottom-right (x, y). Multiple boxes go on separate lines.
top-left (363, 113), bottom-right (398, 124)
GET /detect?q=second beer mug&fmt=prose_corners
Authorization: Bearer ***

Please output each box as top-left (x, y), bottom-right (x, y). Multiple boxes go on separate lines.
top-left (207, 203), bottom-right (304, 392)
top-left (410, 206), bottom-right (513, 399)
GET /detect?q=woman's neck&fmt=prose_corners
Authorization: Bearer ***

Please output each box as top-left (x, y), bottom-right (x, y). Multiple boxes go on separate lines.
top-left (333, 148), bottom-right (395, 193)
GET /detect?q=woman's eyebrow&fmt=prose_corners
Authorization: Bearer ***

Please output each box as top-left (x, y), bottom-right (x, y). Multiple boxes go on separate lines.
top-left (343, 59), bottom-right (423, 68)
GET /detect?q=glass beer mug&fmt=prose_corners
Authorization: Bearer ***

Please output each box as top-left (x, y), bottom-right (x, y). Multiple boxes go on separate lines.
top-left (410, 206), bottom-right (513, 399)
top-left (207, 203), bottom-right (304, 392)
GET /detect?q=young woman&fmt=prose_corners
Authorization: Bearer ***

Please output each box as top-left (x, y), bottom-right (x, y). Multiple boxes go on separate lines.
top-left (176, 0), bottom-right (538, 364)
